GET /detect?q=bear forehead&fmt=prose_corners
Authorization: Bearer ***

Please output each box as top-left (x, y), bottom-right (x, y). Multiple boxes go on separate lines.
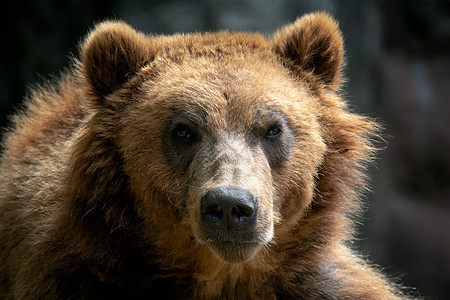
top-left (139, 30), bottom-right (294, 92)
top-left (139, 46), bottom-right (311, 104)
top-left (136, 55), bottom-right (314, 131)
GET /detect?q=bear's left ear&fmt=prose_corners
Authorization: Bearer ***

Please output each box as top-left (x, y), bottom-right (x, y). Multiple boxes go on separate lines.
top-left (80, 21), bottom-right (154, 101)
top-left (273, 12), bottom-right (344, 89)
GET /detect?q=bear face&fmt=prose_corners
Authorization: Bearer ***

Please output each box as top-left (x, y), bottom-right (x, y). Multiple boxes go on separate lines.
top-left (78, 19), bottom-right (334, 263)
top-left (120, 56), bottom-right (326, 263)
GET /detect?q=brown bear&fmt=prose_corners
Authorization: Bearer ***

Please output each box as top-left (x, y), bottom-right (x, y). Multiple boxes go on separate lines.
top-left (0, 12), bottom-right (411, 299)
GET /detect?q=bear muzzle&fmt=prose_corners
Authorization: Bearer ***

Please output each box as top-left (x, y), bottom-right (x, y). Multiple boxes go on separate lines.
top-left (199, 186), bottom-right (266, 263)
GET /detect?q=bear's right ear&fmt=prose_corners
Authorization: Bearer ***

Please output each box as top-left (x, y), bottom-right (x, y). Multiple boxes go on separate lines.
top-left (80, 21), bottom-right (154, 101)
top-left (273, 12), bottom-right (344, 89)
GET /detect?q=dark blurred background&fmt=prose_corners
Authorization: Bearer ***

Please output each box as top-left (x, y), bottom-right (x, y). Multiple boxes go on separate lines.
top-left (2, 0), bottom-right (449, 298)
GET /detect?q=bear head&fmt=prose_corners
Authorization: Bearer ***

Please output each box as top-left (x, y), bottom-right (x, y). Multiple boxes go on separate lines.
top-left (73, 13), bottom-right (374, 264)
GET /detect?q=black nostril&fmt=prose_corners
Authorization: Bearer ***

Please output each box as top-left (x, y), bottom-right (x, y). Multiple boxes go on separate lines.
top-left (201, 186), bottom-right (258, 229)
top-left (203, 204), bottom-right (223, 219)
top-left (231, 204), bottom-right (254, 222)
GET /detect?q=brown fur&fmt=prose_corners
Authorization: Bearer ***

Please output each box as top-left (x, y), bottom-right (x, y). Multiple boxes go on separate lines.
top-left (0, 13), bottom-right (413, 299)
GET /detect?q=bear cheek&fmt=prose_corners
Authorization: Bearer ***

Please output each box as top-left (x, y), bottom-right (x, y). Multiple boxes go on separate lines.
top-left (272, 128), bottom-right (327, 227)
top-left (117, 113), bottom-right (188, 222)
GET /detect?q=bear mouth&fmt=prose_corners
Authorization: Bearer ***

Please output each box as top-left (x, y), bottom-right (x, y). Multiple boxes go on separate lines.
top-left (206, 240), bottom-right (263, 263)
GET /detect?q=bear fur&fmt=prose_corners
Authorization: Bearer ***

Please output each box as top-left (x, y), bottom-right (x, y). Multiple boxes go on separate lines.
top-left (0, 12), bottom-right (410, 299)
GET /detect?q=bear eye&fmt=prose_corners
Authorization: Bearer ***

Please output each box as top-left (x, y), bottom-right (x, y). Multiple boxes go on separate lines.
top-left (265, 126), bottom-right (282, 138)
top-left (173, 124), bottom-right (195, 143)
top-left (177, 128), bottom-right (191, 139)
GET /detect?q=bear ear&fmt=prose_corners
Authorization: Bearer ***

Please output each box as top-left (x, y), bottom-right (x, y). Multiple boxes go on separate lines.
top-left (273, 12), bottom-right (344, 89)
top-left (80, 21), bottom-right (154, 100)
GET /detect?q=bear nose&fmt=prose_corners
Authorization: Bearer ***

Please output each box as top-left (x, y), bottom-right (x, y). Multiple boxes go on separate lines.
top-left (201, 187), bottom-right (257, 230)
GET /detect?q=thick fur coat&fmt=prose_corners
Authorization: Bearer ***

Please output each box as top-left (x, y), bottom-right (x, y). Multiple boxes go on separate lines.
top-left (0, 13), bottom-right (410, 299)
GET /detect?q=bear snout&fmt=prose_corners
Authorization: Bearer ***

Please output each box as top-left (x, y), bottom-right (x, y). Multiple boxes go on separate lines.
top-left (199, 186), bottom-right (264, 262)
top-left (201, 186), bottom-right (258, 234)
